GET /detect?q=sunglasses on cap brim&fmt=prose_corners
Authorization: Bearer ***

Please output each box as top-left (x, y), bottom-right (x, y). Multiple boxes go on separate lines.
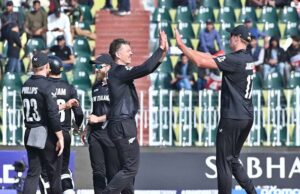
top-left (95, 64), bottom-right (109, 69)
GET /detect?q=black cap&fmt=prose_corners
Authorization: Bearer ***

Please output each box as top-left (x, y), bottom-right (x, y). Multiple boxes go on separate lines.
top-left (244, 17), bottom-right (252, 23)
top-left (226, 25), bottom-right (252, 42)
top-left (56, 35), bottom-right (65, 41)
top-left (6, 1), bottom-right (13, 6)
top-left (49, 55), bottom-right (63, 75)
top-left (90, 54), bottom-right (114, 67)
top-left (32, 52), bottom-right (49, 68)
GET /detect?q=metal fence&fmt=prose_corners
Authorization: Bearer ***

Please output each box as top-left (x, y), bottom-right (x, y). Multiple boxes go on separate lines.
top-left (1, 87), bottom-right (300, 147)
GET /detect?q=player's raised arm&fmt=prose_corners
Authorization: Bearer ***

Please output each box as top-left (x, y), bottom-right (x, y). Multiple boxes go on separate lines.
top-left (174, 28), bottom-right (218, 69)
top-left (113, 30), bottom-right (169, 82)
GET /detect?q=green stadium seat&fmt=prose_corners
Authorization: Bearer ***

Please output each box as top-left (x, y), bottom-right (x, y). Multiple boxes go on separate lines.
top-left (177, 22), bottom-right (195, 38)
top-left (155, 21), bottom-right (173, 38)
top-left (202, 0), bottom-right (220, 8)
top-left (25, 38), bottom-right (46, 56)
top-left (264, 72), bottom-right (284, 89)
top-left (279, 7), bottom-right (299, 23)
top-left (78, 21), bottom-right (92, 31)
top-left (218, 7), bottom-right (236, 23)
top-left (259, 6), bottom-right (278, 23)
top-left (158, 0), bottom-right (173, 9)
top-left (152, 8), bottom-right (172, 22)
top-left (239, 7), bottom-right (258, 23)
top-left (181, 38), bottom-right (193, 48)
top-left (263, 22), bottom-right (281, 38)
top-left (194, 7), bottom-right (215, 23)
top-left (219, 22), bottom-right (235, 39)
top-left (253, 72), bottom-right (263, 90)
top-left (287, 71), bottom-right (300, 89)
top-left (284, 22), bottom-right (300, 38)
top-left (153, 72), bottom-right (173, 89)
top-left (1, 72), bottom-right (23, 91)
top-left (157, 55), bottom-right (173, 72)
top-left (224, 0), bottom-right (242, 8)
top-left (72, 69), bottom-right (92, 109)
top-left (80, 5), bottom-right (94, 24)
top-left (73, 36), bottom-right (92, 56)
top-left (175, 6), bottom-right (193, 23)
top-left (61, 72), bottom-right (69, 83)
top-left (74, 55), bottom-right (92, 73)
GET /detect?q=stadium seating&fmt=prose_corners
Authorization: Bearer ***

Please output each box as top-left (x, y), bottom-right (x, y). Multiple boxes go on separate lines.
top-left (287, 71), bottom-right (300, 89)
top-left (80, 5), bottom-right (94, 24)
top-left (263, 22), bottom-right (281, 38)
top-left (152, 8), bottom-right (172, 22)
top-left (175, 6), bottom-right (193, 23)
top-left (158, 0), bottom-right (173, 9)
top-left (73, 36), bottom-right (92, 56)
top-left (202, 0), bottom-right (220, 8)
top-left (152, 72), bottom-right (173, 90)
top-left (259, 6), bottom-right (278, 23)
top-left (224, 0), bottom-right (242, 8)
top-left (157, 55), bottom-right (173, 72)
top-left (72, 69), bottom-right (92, 109)
top-left (239, 7), bottom-right (258, 23)
top-left (264, 72), bottom-right (284, 90)
top-left (279, 7), bottom-right (299, 23)
top-left (154, 21), bottom-right (173, 38)
top-left (194, 7), bottom-right (215, 23)
top-left (284, 22), bottom-right (300, 38)
top-left (177, 22), bottom-right (195, 38)
top-left (1, 72), bottom-right (23, 91)
top-left (74, 55), bottom-right (93, 73)
top-left (25, 38), bottom-right (47, 56)
top-left (218, 7), bottom-right (236, 23)
top-left (78, 21), bottom-right (92, 31)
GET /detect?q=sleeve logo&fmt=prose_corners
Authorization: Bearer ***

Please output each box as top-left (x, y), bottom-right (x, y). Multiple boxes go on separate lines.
top-left (217, 56), bottom-right (226, 62)
top-left (125, 66), bottom-right (133, 71)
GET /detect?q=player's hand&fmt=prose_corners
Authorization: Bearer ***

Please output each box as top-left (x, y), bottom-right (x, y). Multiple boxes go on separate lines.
top-left (87, 114), bottom-right (100, 124)
top-left (159, 30), bottom-right (168, 51)
top-left (174, 28), bottom-right (184, 49)
top-left (56, 137), bottom-right (64, 156)
top-left (67, 99), bottom-right (79, 109)
top-left (80, 126), bottom-right (89, 144)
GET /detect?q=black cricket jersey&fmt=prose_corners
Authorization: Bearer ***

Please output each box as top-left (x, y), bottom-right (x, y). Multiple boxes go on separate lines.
top-left (90, 81), bottom-right (110, 130)
top-left (107, 48), bottom-right (164, 121)
top-left (89, 81), bottom-right (114, 147)
top-left (48, 77), bottom-right (84, 131)
top-left (21, 75), bottom-right (61, 132)
top-left (213, 49), bottom-right (254, 119)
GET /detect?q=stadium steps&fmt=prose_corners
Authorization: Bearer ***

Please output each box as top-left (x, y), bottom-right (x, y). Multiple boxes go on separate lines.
top-left (95, 6), bottom-right (150, 145)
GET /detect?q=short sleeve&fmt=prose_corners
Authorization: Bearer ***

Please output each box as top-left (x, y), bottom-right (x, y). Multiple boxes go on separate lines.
top-left (213, 54), bottom-right (238, 72)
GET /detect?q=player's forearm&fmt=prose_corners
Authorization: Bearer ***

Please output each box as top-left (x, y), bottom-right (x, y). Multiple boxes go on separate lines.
top-left (55, 130), bottom-right (64, 140)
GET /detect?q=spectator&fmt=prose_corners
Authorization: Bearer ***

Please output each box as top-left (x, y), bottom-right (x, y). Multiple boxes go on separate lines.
top-left (1, 1), bottom-right (20, 40)
top-left (69, 0), bottom-right (96, 40)
top-left (173, 0), bottom-right (197, 13)
top-left (48, 0), bottom-right (60, 15)
top-left (49, 35), bottom-right (75, 71)
top-left (248, 36), bottom-right (265, 73)
top-left (117, 0), bottom-right (131, 16)
top-left (198, 19), bottom-right (223, 55)
top-left (102, 0), bottom-right (113, 10)
top-left (266, 0), bottom-right (290, 7)
top-left (78, 0), bottom-right (94, 6)
top-left (244, 17), bottom-right (264, 39)
top-left (5, 24), bottom-right (22, 73)
top-left (47, 7), bottom-right (72, 47)
top-left (24, 0), bottom-right (47, 41)
top-left (173, 54), bottom-right (194, 90)
top-left (26, 0), bottom-right (50, 8)
top-left (286, 35), bottom-right (300, 72)
top-left (263, 36), bottom-right (287, 80)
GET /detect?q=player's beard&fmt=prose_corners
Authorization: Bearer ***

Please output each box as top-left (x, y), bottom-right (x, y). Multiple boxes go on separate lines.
top-left (96, 70), bottom-right (106, 81)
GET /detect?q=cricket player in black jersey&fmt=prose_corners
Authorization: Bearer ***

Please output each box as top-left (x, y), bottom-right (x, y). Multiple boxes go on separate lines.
top-left (175, 25), bottom-right (257, 194)
top-left (39, 55), bottom-right (84, 194)
top-left (101, 31), bottom-right (168, 194)
top-left (21, 52), bottom-right (64, 194)
top-left (81, 54), bottom-right (132, 194)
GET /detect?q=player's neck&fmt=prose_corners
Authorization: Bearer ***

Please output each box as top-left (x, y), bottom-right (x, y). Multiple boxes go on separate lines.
top-left (34, 71), bottom-right (47, 77)
top-left (115, 59), bottom-right (127, 66)
top-left (49, 74), bottom-right (61, 79)
top-left (233, 44), bottom-right (246, 52)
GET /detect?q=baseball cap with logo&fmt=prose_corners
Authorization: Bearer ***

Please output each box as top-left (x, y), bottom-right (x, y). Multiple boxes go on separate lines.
top-left (226, 25), bottom-right (252, 43)
top-left (90, 54), bottom-right (114, 69)
top-left (32, 52), bottom-right (49, 68)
